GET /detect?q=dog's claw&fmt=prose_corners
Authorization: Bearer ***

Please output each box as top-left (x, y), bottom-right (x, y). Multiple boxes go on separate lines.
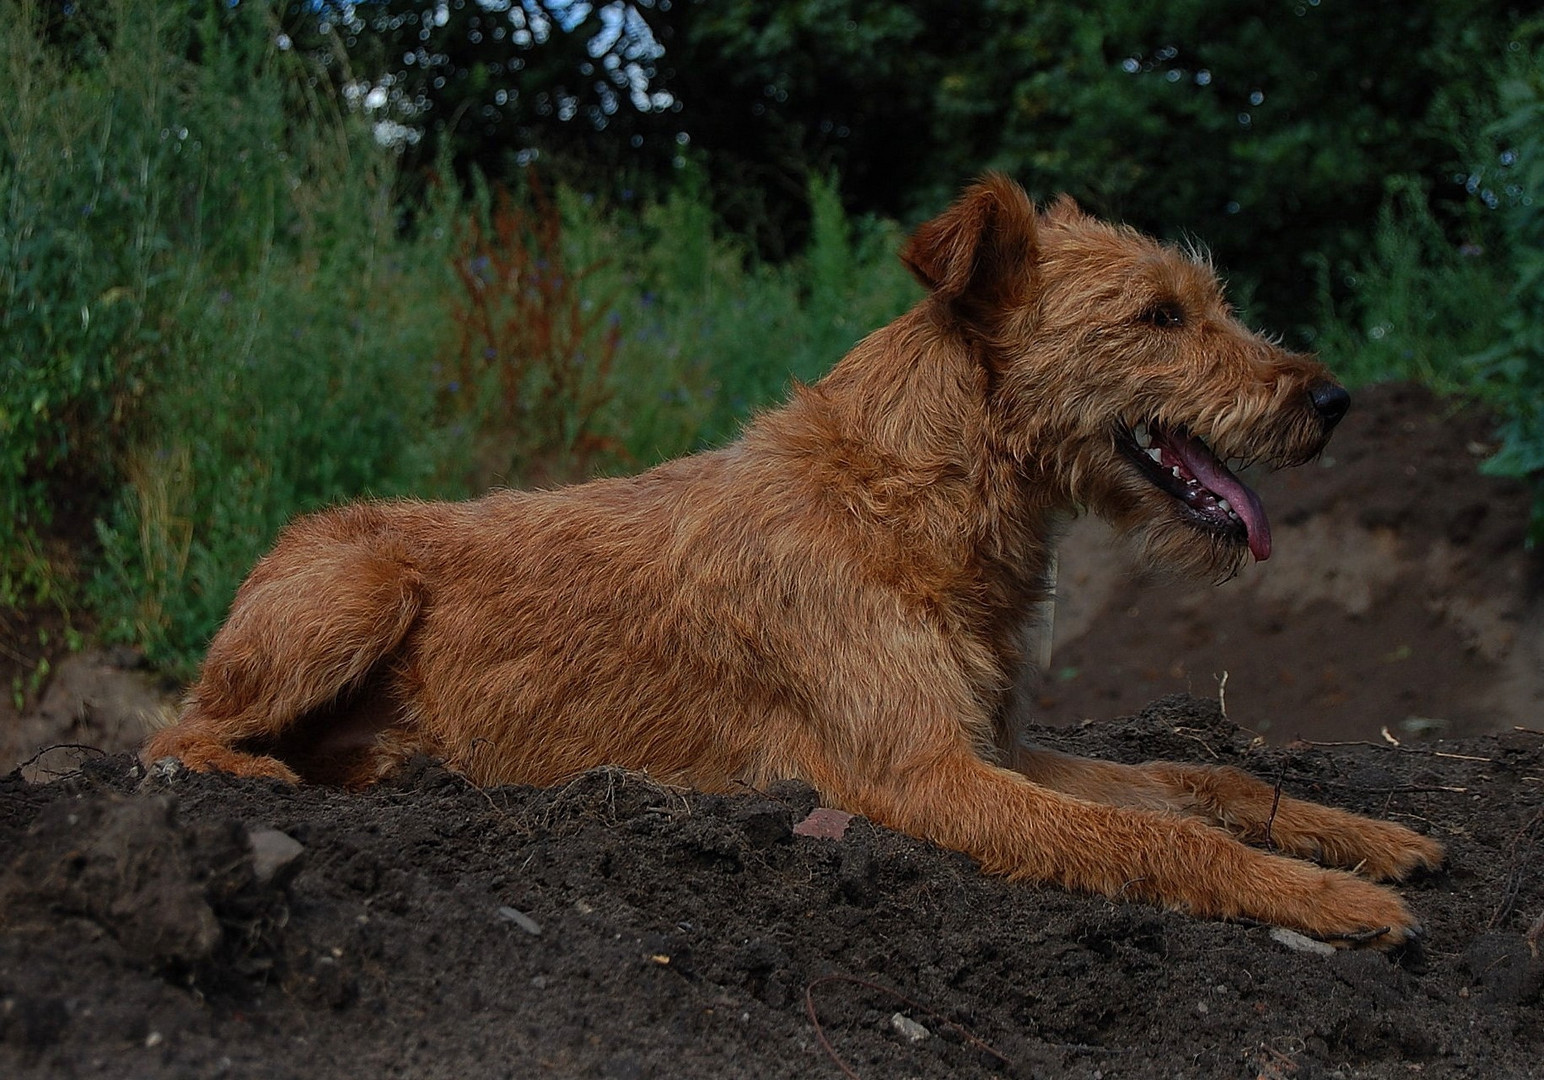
top-left (1310, 922), bottom-right (1426, 949)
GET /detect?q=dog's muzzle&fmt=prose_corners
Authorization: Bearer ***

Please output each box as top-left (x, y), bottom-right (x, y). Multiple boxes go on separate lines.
top-left (1121, 422), bottom-right (1271, 561)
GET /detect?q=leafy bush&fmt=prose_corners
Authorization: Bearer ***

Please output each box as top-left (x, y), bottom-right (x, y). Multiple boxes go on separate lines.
top-left (50, 0), bottom-right (462, 673)
top-left (609, 169), bottom-right (919, 456)
top-left (1469, 36), bottom-right (1544, 543)
top-left (1311, 178), bottom-right (1505, 392)
top-left (0, 0), bottom-right (197, 603)
top-left (1312, 30), bottom-right (1544, 544)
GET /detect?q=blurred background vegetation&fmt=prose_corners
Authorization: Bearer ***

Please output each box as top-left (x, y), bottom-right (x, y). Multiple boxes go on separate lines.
top-left (0, 0), bottom-right (1539, 680)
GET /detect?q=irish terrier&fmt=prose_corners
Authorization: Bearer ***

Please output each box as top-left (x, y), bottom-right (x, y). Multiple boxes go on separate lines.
top-left (145, 175), bottom-right (1443, 945)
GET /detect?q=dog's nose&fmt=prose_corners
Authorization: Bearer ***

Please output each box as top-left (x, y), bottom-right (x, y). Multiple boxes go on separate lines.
top-left (1308, 381), bottom-right (1350, 427)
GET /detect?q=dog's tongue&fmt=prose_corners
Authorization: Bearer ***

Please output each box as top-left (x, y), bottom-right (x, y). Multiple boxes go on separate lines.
top-left (1171, 435), bottom-right (1272, 561)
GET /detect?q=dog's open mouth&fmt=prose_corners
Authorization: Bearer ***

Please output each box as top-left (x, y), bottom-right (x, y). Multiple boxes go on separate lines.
top-left (1120, 422), bottom-right (1272, 561)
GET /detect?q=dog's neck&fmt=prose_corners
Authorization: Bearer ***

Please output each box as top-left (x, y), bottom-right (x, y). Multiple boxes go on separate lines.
top-left (747, 306), bottom-right (1060, 612)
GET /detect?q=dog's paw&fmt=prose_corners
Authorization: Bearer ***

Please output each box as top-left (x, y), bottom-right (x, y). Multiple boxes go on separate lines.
top-left (1330, 818), bottom-right (1445, 882)
top-left (141, 736), bottom-right (302, 786)
top-left (222, 753), bottom-right (303, 785)
top-left (1284, 867), bottom-right (1422, 949)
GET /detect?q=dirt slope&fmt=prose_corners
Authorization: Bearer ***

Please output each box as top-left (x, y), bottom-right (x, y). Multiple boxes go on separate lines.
top-left (1035, 382), bottom-right (1544, 743)
top-left (4, 696), bottom-right (1542, 1080)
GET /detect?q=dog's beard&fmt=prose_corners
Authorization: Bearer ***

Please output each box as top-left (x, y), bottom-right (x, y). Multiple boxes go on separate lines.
top-left (1128, 503), bottom-right (1252, 582)
top-left (1101, 480), bottom-right (1252, 583)
top-left (1075, 445), bottom-right (1256, 583)
top-left (1086, 409), bottom-right (1335, 582)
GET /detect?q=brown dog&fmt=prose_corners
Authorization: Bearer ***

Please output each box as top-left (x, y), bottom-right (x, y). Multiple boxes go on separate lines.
top-left (145, 175), bottom-right (1443, 945)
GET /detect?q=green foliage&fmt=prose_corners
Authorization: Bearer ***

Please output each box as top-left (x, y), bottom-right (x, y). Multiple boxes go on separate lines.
top-left (1311, 179), bottom-right (1505, 391)
top-left (0, 0), bottom-right (188, 602)
top-left (92, 200), bottom-right (457, 674)
top-left (1, 0), bottom-right (462, 673)
top-left (592, 168), bottom-right (919, 458)
top-left (1469, 35), bottom-right (1544, 543)
top-left (1311, 29), bottom-right (1544, 544)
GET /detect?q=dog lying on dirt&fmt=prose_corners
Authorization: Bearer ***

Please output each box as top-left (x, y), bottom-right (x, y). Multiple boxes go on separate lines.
top-left (145, 175), bottom-right (1443, 945)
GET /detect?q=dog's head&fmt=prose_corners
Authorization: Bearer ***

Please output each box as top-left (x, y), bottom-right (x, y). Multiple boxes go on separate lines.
top-left (903, 174), bottom-right (1347, 580)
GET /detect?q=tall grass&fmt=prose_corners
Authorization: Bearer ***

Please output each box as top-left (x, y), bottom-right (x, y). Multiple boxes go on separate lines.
top-left (0, 0), bottom-right (461, 672)
top-left (598, 169), bottom-right (920, 459)
top-left (0, 0), bottom-right (202, 606)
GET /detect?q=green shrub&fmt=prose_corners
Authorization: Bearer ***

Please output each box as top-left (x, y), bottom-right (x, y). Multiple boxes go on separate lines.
top-left (65, 1), bottom-right (462, 674)
top-left (0, 0), bottom-right (193, 603)
top-left (1311, 30), bottom-right (1544, 544)
top-left (1469, 34), bottom-right (1544, 543)
top-left (607, 169), bottom-right (920, 457)
top-left (1311, 178), bottom-right (1506, 392)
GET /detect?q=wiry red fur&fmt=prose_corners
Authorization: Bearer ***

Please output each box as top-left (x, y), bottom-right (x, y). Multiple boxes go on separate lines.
top-left (145, 175), bottom-right (1442, 945)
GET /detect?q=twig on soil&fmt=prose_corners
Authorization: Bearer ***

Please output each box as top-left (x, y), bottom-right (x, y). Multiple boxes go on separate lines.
top-left (1216, 670), bottom-right (1228, 720)
top-left (804, 974), bottom-right (1012, 1078)
top-left (1292, 739), bottom-right (1490, 763)
top-left (1262, 765), bottom-right (1286, 853)
top-left (1316, 925), bottom-right (1394, 946)
top-left (17, 742), bottom-right (108, 771)
top-left (1513, 726), bottom-right (1544, 737)
top-left (1171, 727), bottom-right (1222, 759)
top-left (1489, 808), bottom-right (1544, 930)
top-left (450, 770), bottom-right (517, 820)
top-left (1526, 910), bottom-right (1544, 959)
top-left (1285, 780), bottom-right (1468, 795)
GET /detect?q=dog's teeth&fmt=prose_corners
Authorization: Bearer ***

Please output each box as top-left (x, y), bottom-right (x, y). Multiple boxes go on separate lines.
top-left (1146, 448), bottom-right (1163, 463)
top-left (1170, 466), bottom-right (1183, 479)
top-left (1134, 423), bottom-right (1150, 448)
top-left (1217, 497), bottom-right (1233, 513)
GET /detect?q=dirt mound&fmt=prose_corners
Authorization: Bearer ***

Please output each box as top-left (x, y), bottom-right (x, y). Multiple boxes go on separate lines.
top-left (4, 696), bottom-right (1541, 1079)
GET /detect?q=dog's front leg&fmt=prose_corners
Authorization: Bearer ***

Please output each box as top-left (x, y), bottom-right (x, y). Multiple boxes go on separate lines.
top-left (851, 746), bottom-right (1424, 946)
top-left (1010, 747), bottom-right (1445, 881)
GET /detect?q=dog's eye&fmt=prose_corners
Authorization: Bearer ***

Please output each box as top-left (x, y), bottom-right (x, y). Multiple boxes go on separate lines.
top-left (1140, 302), bottom-right (1186, 329)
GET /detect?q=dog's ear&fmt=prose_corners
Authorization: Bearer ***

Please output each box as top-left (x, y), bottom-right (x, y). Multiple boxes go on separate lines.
top-left (902, 173), bottom-right (1039, 312)
top-left (1044, 193), bottom-right (1086, 224)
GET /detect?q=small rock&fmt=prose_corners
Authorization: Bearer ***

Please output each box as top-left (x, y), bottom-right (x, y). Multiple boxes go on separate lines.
top-left (890, 1012), bottom-right (930, 1043)
top-left (1270, 927), bottom-right (1336, 956)
top-left (497, 906), bottom-right (543, 936)
top-left (247, 828), bottom-right (306, 887)
top-left (145, 757), bottom-right (185, 785)
top-left (793, 808), bottom-right (854, 840)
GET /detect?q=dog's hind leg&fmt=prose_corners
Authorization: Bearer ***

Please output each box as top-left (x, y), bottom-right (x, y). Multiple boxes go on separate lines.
top-left (1010, 746), bottom-right (1444, 881)
top-left (852, 745), bottom-right (1424, 946)
top-left (143, 527), bottom-right (423, 783)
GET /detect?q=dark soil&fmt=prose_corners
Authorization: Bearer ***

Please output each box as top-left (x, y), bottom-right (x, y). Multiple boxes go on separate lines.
top-left (4, 696), bottom-right (1542, 1080)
